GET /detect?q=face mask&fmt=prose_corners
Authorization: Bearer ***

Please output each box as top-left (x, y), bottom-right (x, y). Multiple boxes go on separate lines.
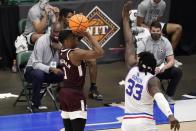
top-left (151, 32), bottom-right (161, 41)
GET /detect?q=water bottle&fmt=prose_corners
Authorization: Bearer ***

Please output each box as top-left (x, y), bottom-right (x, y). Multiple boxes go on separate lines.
top-left (12, 59), bottom-right (17, 73)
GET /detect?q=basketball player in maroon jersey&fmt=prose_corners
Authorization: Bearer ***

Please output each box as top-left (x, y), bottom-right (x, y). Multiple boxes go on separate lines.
top-left (58, 29), bottom-right (104, 131)
top-left (59, 8), bottom-right (103, 100)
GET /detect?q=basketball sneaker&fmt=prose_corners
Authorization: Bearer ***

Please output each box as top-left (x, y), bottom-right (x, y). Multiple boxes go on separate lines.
top-left (89, 87), bottom-right (103, 101)
top-left (38, 105), bottom-right (48, 110)
top-left (174, 59), bottom-right (183, 68)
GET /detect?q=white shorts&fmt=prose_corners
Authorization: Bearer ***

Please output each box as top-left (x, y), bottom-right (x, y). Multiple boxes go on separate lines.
top-left (61, 110), bottom-right (87, 120)
top-left (121, 114), bottom-right (157, 131)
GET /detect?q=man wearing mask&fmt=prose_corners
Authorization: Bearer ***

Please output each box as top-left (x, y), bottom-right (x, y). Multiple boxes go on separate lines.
top-left (24, 23), bottom-right (64, 113)
top-left (136, 0), bottom-right (183, 67)
top-left (137, 21), bottom-right (182, 104)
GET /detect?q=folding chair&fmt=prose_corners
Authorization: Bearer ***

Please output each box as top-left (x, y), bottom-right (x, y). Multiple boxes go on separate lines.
top-left (18, 18), bottom-right (26, 34)
top-left (13, 51), bottom-right (59, 112)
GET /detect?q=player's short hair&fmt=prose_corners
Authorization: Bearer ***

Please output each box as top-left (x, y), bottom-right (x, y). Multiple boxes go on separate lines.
top-left (150, 21), bottom-right (162, 30)
top-left (138, 52), bottom-right (157, 75)
top-left (58, 29), bottom-right (73, 43)
top-left (59, 8), bottom-right (74, 18)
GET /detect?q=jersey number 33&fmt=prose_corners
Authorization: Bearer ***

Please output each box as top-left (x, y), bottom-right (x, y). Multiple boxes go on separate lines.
top-left (126, 79), bottom-right (143, 100)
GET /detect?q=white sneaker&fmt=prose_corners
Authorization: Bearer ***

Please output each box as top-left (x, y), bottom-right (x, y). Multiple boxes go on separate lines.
top-left (174, 59), bottom-right (183, 68)
top-left (165, 95), bottom-right (175, 104)
top-left (38, 105), bottom-right (48, 110)
top-left (182, 94), bottom-right (196, 99)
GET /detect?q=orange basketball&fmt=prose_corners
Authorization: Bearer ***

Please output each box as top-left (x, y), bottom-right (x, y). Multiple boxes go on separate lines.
top-left (68, 14), bottom-right (89, 32)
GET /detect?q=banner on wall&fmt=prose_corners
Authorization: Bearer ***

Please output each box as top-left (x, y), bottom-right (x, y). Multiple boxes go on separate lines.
top-left (82, 6), bottom-right (120, 49)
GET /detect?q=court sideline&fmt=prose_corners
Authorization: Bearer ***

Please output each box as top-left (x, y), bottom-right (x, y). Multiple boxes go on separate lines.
top-left (98, 121), bottom-right (196, 131)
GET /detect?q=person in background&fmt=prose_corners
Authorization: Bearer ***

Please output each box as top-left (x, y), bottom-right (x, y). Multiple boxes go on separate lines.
top-left (121, 1), bottom-right (180, 131)
top-left (136, 0), bottom-right (183, 67)
top-left (23, 0), bottom-right (59, 45)
top-left (12, 0), bottom-right (59, 73)
top-left (136, 21), bottom-right (183, 104)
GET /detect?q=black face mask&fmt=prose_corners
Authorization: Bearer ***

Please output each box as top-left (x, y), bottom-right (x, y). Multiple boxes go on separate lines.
top-left (151, 32), bottom-right (161, 41)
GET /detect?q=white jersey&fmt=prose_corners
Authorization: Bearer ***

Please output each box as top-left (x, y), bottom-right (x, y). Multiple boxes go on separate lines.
top-left (122, 66), bottom-right (158, 131)
top-left (124, 66), bottom-right (154, 116)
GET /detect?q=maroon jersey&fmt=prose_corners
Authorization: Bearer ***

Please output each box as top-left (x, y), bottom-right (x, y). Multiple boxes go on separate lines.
top-left (59, 48), bottom-right (87, 112)
top-left (59, 49), bottom-right (86, 91)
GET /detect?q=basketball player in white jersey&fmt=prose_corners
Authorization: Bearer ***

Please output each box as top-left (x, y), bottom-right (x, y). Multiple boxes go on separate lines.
top-left (121, 1), bottom-right (180, 131)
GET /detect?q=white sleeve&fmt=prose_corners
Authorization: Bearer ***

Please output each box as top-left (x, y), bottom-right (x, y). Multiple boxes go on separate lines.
top-left (154, 93), bottom-right (173, 117)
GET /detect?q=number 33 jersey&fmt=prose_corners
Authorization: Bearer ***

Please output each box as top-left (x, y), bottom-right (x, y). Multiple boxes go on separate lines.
top-left (124, 66), bottom-right (154, 115)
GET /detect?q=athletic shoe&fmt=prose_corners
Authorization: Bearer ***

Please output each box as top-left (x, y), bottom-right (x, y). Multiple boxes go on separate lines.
top-left (38, 105), bottom-right (48, 110)
top-left (174, 59), bottom-right (183, 68)
top-left (89, 89), bottom-right (103, 101)
top-left (31, 105), bottom-right (41, 113)
top-left (182, 92), bottom-right (196, 99)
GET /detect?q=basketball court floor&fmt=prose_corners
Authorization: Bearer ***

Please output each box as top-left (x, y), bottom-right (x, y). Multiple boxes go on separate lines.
top-left (99, 121), bottom-right (196, 131)
top-left (0, 99), bottom-right (196, 131)
top-left (0, 55), bottom-right (196, 130)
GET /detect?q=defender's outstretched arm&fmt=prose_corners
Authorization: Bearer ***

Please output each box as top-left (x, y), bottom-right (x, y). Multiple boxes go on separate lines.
top-left (122, 1), bottom-right (137, 69)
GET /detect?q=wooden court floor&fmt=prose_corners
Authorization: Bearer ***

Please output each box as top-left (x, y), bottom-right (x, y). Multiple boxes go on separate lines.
top-left (99, 121), bottom-right (196, 131)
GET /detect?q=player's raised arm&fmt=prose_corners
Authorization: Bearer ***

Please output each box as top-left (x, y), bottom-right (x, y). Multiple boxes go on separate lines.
top-left (122, 1), bottom-right (137, 69)
top-left (71, 31), bottom-right (104, 61)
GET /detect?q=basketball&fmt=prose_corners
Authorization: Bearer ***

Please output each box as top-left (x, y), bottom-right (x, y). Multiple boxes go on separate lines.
top-left (68, 14), bottom-right (89, 33)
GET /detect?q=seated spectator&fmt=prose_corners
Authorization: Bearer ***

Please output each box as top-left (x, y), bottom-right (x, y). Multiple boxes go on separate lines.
top-left (58, 8), bottom-right (103, 100)
top-left (136, 0), bottom-right (183, 67)
top-left (24, 23), bottom-right (64, 113)
top-left (23, 0), bottom-right (59, 45)
top-left (137, 21), bottom-right (183, 103)
top-left (13, 0), bottom-right (59, 72)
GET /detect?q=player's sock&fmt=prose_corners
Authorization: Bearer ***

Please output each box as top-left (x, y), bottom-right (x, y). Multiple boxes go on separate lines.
top-left (90, 83), bottom-right (97, 91)
top-left (71, 118), bottom-right (86, 131)
top-left (63, 119), bottom-right (73, 131)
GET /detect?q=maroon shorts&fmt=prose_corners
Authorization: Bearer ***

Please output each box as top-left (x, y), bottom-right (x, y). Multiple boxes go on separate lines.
top-left (59, 88), bottom-right (86, 112)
